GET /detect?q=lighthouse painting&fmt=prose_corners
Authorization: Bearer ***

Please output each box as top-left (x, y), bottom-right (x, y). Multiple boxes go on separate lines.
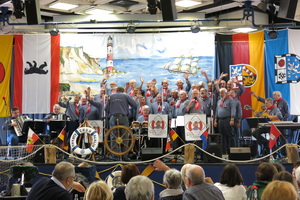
top-left (103, 36), bottom-right (124, 75)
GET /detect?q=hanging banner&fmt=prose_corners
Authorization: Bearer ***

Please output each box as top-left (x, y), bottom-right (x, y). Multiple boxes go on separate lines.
top-left (0, 35), bottom-right (13, 117)
top-left (184, 114), bottom-right (206, 141)
top-left (148, 114), bottom-right (168, 138)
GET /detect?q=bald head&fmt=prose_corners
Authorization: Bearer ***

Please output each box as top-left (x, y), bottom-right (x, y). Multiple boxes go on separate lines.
top-left (186, 164), bottom-right (205, 186)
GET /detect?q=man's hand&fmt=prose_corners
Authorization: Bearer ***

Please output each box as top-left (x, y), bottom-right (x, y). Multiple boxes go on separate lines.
top-left (184, 73), bottom-right (189, 80)
top-left (72, 182), bottom-right (86, 193)
top-left (125, 82), bottom-right (130, 89)
top-left (153, 160), bottom-right (170, 171)
top-left (250, 91), bottom-right (258, 98)
top-left (214, 120), bottom-right (218, 127)
top-left (201, 71), bottom-right (207, 76)
top-left (220, 72), bottom-right (228, 79)
top-left (140, 77), bottom-right (144, 83)
top-left (11, 122), bottom-right (17, 126)
top-left (230, 120), bottom-right (234, 126)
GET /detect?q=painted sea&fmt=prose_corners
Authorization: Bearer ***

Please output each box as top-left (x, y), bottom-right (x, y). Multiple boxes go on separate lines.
top-left (70, 56), bottom-right (215, 93)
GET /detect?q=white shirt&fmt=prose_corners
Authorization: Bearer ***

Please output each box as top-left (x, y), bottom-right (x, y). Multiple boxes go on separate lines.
top-left (214, 182), bottom-right (247, 200)
top-left (51, 177), bottom-right (66, 190)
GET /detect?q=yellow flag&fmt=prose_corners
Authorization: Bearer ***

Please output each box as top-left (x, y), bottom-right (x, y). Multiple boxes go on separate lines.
top-left (0, 35), bottom-right (13, 117)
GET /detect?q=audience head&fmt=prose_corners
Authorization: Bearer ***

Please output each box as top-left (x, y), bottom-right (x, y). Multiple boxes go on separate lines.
top-left (191, 89), bottom-right (200, 98)
top-left (125, 175), bottom-right (154, 200)
top-left (171, 89), bottom-right (178, 98)
top-left (271, 163), bottom-right (285, 173)
top-left (74, 94), bottom-right (81, 103)
top-left (261, 180), bottom-right (297, 200)
top-left (256, 162), bottom-right (278, 182)
top-left (52, 161), bottom-right (75, 190)
top-left (219, 80), bottom-right (226, 88)
top-left (163, 169), bottom-right (182, 189)
top-left (84, 180), bottom-right (113, 200)
top-left (121, 163), bottom-right (140, 185)
top-left (220, 164), bottom-right (243, 187)
top-left (273, 171), bottom-right (297, 190)
top-left (292, 160), bottom-right (300, 178)
top-left (200, 88), bottom-right (207, 97)
top-left (185, 164), bottom-right (205, 187)
top-left (110, 81), bottom-right (117, 88)
top-left (162, 80), bottom-right (169, 88)
top-left (129, 79), bottom-right (136, 87)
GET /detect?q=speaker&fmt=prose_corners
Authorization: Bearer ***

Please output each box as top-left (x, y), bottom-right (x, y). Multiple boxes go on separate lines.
top-left (160, 0), bottom-right (177, 21)
top-left (24, 0), bottom-right (41, 25)
top-left (208, 134), bottom-right (222, 145)
top-left (278, 0), bottom-right (298, 20)
top-left (203, 144), bottom-right (222, 163)
top-left (229, 147), bottom-right (251, 160)
top-left (141, 147), bottom-right (163, 161)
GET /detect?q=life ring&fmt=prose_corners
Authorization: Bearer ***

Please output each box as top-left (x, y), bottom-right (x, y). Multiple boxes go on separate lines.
top-left (70, 127), bottom-right (99, 155)
top-left (105, 170), bottom-right (125, 192)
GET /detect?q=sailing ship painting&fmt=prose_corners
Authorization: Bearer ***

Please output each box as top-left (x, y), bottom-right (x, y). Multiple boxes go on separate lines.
top-left (162, 56), bottom-right (201, 75)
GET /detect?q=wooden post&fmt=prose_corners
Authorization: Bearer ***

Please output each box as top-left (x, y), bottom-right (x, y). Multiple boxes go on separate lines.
top-left (44, 145), bottom-right (56, 164)
top-left (184, 144), bottom-right (195, 164)
top-left (286, 144), bottom-right (299, 164)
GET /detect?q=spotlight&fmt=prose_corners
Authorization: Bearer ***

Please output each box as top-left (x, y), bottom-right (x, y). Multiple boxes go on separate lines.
top-left (12, 0), bottom-right (24, 19)
top-left (147, 0), bottom-right (157, 14)
top-left (126, 23), bottom-right (136, 33)
top-left (268, 30), bottom-right (278, 39)
top-left (50, 28), bottom-right (59, 36)
top-left (191, 24), bottom-right (200, 33)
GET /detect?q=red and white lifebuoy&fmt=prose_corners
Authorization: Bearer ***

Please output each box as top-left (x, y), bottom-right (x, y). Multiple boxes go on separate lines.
top-left (70, 127), bottom-right (99, 155)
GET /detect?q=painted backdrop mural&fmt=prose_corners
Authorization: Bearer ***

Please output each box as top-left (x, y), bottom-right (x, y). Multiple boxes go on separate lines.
top-left (60, 32), bottom-right (215, 95)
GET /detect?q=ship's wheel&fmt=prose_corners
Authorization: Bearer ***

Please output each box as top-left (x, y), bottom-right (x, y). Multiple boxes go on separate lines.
top-left (104, 125), bottom-right (135, 156)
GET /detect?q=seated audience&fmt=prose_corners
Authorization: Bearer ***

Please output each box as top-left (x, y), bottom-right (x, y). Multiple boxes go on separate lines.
top-left (214, 164), bottom-right (246, 200)
top-left (84, 180), bottom-right (113, 200)
top-left (113, 163), bottom-right (140, 200)
top-left (247, 162), bottom-right (278, 200)
top-left (261, 180), bottom-right (297, 200)
top-left (273, 171), bottom-right (298, 191)
top-left (159, 169), bottom-right (183, 200)
top-left (125, 175), bottom-right (154, 200)
top-left (183, 164), bottom-right (224, 200)
top-left (26, 161), bottom-right (85, 200)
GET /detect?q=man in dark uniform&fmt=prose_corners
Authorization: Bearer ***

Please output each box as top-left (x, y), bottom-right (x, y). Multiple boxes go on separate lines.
top-left (105, 86), bottom-right (137, 160)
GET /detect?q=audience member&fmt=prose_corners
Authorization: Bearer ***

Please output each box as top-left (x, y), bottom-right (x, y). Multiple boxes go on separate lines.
top-left (261, 180), bottom-right (297, 200)
top-left (273, 171), bottom-right (298, 191)
top-left (84, 180), bottom-right (112, 200)
top-left (183, 164), bottom-right (224, 200)
top-left (246, 162), bottom-right (278, 200)
top-left (125, 175), bottom-right (154, 200)
top-left (113, 163), bottom-right (140, 200)
top-left (214, 164), bottom-right (246, 200)
top-left (26, 161), bottom-right (85, 200)
top-left (160, 169), bottom-right (183, 200)
top-left (271, 162), bottom-right (285, 173)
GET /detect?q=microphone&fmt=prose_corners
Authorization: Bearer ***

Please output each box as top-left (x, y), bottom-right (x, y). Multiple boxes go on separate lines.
top-left (68, 97), bottom-right (72, 101)
top-left (2, 96), bottom-right (6, 106)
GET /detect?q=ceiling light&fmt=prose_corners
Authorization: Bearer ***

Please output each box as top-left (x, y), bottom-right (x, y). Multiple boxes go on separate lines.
top-left (49, 2), bottom-right (78, 10)
top-left (126, 22), bottom-right (136, 33)
top-left (176, 0), bottom-right (202, 8)
top-left (191, 21), bottom-right (200, 33)
top-left (231, 27), bottom-right (257, 33)
top-left (86, 9), bottom-right (113, 15)
top-left (50, 28), bottom-right (59, 36)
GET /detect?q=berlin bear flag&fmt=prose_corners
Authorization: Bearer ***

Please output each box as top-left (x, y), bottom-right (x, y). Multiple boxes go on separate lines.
top-left (269, 124), bottom-right (281, 149)
top-left (13, 34), bottom-right (60, 114)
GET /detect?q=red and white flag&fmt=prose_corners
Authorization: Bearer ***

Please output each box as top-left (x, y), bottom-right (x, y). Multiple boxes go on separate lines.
top-left (26, 128), bottom-right (39, 153)
top-left (13, 34), bottom-right (60, 114)
top-left (269, 124), bottom-right (281, 149)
